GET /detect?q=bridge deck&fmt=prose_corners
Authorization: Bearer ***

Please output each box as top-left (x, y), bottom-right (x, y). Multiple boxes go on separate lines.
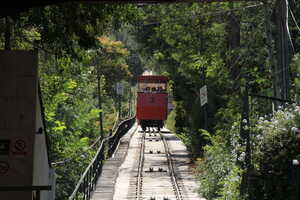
top-left (91, 123), bottom-right (138, 200)
top-left (91, 126), bottom-right (205, 200)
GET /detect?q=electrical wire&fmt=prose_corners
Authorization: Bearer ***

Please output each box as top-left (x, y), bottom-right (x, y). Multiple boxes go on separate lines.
top-left (285, 0), bottom-right (294, 54)
top-left (289, 4), bottom-right (300, 34)
top-left (141, 3), bottom-right (264, 26)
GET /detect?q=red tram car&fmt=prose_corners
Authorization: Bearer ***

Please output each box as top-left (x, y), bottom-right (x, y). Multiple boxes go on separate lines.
top-left (136, 75), bottom-right (168, 131)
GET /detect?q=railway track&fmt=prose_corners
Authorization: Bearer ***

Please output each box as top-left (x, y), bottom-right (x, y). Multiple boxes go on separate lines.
top-left (136, 131), bottom-right (145, 199)
top-left (135, 130), bottom-right (183, 200)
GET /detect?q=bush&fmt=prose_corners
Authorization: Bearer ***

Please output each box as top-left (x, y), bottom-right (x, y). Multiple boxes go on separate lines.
top-left (196, 125), bottom-right (243, 200)
top-left (252, 104), bottom-right (300, 200)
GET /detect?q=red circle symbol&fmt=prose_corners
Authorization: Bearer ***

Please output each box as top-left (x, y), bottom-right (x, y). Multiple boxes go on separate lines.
top-left (14, 139), bottom-right (26, 152)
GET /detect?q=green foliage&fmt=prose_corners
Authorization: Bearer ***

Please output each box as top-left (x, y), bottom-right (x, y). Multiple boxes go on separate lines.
top-left (96, 35), bottom-right (132, 98)
top-left (251, 105), bottom-right (300, 200)
top-left (291, 54), bottom-right (300, 99)
top-left (165, 109), bottom-right (176, 133)
top-left (132, 1), bottom-right (271, 154)
top-left (195, 117), bottom-right (244, 200)
top-left (38, 36), bottom-right (133, 199)
top-left (1, 1), bottom-right (299, 199)
top-left (131, 4), bottom-right (278, 199)
top-left (216, 166), bottom-right (242, 200)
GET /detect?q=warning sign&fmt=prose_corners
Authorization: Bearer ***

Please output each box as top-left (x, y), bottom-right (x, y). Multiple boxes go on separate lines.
top-left (0, 161), bottom-right (9, 175)
top-left (116, 82), bottom-right (124, 96)
top-left (11, 138), bottom-right (28, 156)
top-left (200, 85), bottom-right (208, 106)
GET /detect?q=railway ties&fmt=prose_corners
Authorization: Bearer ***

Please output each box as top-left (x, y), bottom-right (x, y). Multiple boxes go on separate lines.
top-left (135, 129), bottom-right (183, 200)
top-left (113, 126), bottom-right (203, 200)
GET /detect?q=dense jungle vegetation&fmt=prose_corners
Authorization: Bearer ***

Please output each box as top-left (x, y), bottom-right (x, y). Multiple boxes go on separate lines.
top-left (133, 1), bottom-right (300, 200)
top-left (1, 0), bottom-right (300, 199)
top-left (0, 3), bottom-right (142, 199)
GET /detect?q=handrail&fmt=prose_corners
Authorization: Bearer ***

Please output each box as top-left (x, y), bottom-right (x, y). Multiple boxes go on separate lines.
top-left (68, 116), bottom-right (135, 200)
top-left (51, 112), bottom-right (120, 166)
top-left (111, 112), bottom-right (120, 134)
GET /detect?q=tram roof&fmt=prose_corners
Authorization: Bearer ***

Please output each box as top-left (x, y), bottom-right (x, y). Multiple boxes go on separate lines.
top-left (138, 75), bottom-right (168, 83)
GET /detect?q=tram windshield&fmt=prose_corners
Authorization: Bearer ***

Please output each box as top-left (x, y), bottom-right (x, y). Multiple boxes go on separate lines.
top-left (138, 82), bottom-right (167, 93)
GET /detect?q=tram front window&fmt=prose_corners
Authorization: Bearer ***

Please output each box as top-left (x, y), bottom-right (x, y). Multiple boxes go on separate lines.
top-left (138, 82), bottom-right (166, 93)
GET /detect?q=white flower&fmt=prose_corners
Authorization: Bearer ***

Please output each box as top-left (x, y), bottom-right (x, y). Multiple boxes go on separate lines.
top-left (257, 125), bottom-right (263, 129)
top-left (291, 127), bottom-right (299, 133)
top-left (242, 119), bottom-right (248, 124)
top-left (293, 159), bottom-right (300, 166)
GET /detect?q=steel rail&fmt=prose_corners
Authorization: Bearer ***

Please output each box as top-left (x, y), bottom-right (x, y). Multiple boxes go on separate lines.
top-left (160, 131), bottom-right (183, 200)
top-left (136, 131), bottom-right (145, 200)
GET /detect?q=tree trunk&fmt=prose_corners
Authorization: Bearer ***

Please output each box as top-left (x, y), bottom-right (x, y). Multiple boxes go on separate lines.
top-left (226, 2), bottom-right (240, 81)
top-left (264, 0), bottom-right (291, 108)
top-left (264, 2), bottom-right (280, 108)
top-left (273, 0), bottom-right (290, 101)
top-left (97, 67), bottom-right (104, 138)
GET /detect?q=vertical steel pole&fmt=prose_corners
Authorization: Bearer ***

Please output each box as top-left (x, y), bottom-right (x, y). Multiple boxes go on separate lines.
top-left (119, 94), bottom-right (122, 119)
top-left (240, 84), bottom-right (252, 200)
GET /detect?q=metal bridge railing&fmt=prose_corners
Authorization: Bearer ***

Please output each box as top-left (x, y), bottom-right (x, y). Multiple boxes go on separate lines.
top-left (68, 116), bottom-right (135, 200)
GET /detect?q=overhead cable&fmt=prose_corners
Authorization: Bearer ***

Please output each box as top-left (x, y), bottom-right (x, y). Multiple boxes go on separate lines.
top-left (285, 0), bottom-right (294, 54)
top-left (141, 3), bottom-right (264, 26)
top-left (289, 5), bottom-right (300, 34)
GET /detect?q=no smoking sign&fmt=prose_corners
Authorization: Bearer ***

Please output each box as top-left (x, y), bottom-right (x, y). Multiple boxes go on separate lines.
top-left (11, 138), bottom-right (28, 156)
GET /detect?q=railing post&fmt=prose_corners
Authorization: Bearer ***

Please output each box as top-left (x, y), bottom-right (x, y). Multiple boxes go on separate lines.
top-left (83, 177), bottom-right (87, 200)
top-left (86, 174), bottom-right (89, 200)
top-left (88, 169), bottom-right (91, 199)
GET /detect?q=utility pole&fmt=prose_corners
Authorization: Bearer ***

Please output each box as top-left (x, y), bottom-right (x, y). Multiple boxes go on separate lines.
top-left (274, 0), bottom-right (290, 101)
top-left (97, 56), bottom-right (104, 138)
top-left (240, 84), bottom-right (252, 200)
top-left (119, 94), bottom-right (122, 118)
top-left (129, 88), bottom-right (132, 117)
top-left (201, 67), bottom-right (208, 130)
top-left (264, 0), bottom-right (291, 108)
top-left (263, 1), bottom-right (279, 109)
top-left (116, 82), bottom-right (123, 119)
top-left (226, 1), bottom-right (240, 80)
